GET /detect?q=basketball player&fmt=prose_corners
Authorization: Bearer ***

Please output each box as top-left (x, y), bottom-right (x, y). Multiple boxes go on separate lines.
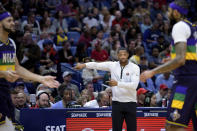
top-left (141, 0), bottom-right (197, 131)
top-left (0, 4), bottom-right (59, 131)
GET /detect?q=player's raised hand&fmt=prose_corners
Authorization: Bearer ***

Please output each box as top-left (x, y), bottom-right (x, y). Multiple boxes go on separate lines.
top-left (140, 70), bottom-right (154, 82)
top-left (40, 76), bottom-right (60, 88)
top-left (73, 63), bottom-right (86, 70)
top-left (2, 70), bottom-right (20, 82)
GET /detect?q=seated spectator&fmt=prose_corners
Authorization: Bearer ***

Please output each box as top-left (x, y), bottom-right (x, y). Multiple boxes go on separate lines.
top-left (82, 57), bottom-right (102, 85)
top-left (51, 87), bottom-right (72, 109)
top-left (76, 96), bottom-right (89, 107)
top-left (39, 40), bottom-right (58, 75)
top-left (127, 39), bottom-right (136, 58)
top-left (18, 32), bottom-right (41, 73)
top-left (137, 88), bottom-right (148, 107)
top-left (139, 55), bottom-right (149, 70)
top-left (84, 82), bottom-right (98, 100)
top-left (53, 27), bottom-right (68, 46)
top-left (112, 10), bottom-right (128, 28)
top-left (129, 46), bottom-right (144, 65)
top-left (40, 17), bottom-right (56, 36)
top-left (80, 89), bottom-right (91, 102)
top-left (155, 72), bottom-right (174, 92)
top-left (83, 10), bottom-right (99, 29)
top-left (91, 30), bottom-right (104, 48)
top-left (155, 84), bottom-right (168, 104)
top-left (110, 40), bottom-right (120, 61)
top-left (34, 90), bottom-right (51, 108)
top-left (45, 0), bottom-right (61, 10)
top-left (57, 41), bottom-right (75, 64)
top-left (140, 15), bottom-right (152, 34)
top-left (62, 71), bottom-right (80, 98)
top-left (21, 11), bottom-right (41, 35)
top-left (68, 15), bottom-right (81, 32)
top-left (10, 89), bottom-right (20, 122)
top-left (78, 27), bottom-right (92, 48)
top-left (105, 87), bottom-right (112, 106)
top-left (100, 11), bottom-right (115, 33)
top-left (148, 47), bottom-right (162, 69)
top-left (84, 91), bottom-right (109, 108)
top-left (75, 42), bottom-right (89, 62)
top-left (139, 78), bottom-right (155, 93)
top-left (52, 10), bottom-right (68, 33)
top-left (144, 92), bottom-right (158, 107)
top-left (91, 41), bottom-right (109, 61)
top-left (143, 20), bottom-right (161, 54)
top-left (16, 92), bottom-right (29, 109)
top-left (125, 27), bottom-right (138, 43)
top-left (56, 0), bottom-right (71, 16)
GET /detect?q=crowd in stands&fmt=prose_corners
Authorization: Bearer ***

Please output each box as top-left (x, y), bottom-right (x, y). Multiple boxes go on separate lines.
top-left (3, 0), bottom-right (197, 123)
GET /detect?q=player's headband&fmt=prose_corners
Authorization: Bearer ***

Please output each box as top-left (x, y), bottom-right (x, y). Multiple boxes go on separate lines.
top-left (169, 2), bottom-right (188, 15)
top-left (0, 12), bottom-right (11, 21)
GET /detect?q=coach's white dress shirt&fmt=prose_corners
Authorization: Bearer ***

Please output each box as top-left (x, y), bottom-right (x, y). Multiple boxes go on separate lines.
top-left (85, 61), bottom-right (140, 102)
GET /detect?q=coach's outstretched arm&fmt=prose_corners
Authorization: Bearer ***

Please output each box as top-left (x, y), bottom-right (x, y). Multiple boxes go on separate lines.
top-left (74, 62), bottom-right (111, 71)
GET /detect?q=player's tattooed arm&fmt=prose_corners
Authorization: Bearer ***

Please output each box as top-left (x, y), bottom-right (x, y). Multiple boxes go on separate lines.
top-left (152, 42), bottom-right (186, 74)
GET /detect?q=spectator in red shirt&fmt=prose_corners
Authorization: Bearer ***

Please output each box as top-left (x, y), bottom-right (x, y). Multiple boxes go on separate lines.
top-left (78, 27), bottom-right (92, 48)
top-left (91, 41), bottom-right (109, 61)
top-left (112, 10), bottom-right (128, 27)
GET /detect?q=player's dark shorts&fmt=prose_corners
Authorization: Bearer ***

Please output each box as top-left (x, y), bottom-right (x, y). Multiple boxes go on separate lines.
top-left (0, 78), bottom-right (15, 125)
top-left (166, 75), bottom-right (197, 128)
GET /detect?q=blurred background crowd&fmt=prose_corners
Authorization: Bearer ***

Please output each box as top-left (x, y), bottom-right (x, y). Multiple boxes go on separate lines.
top-left (2, 0), bottom-right (197, 122)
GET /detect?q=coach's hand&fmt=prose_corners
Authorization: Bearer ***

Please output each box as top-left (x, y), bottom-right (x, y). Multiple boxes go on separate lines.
top-left (74, 63), bottom-right (86, 70)
top-left (1, 70), bottom-right (20, 82)
top-left (106, 79), bottom-right (117, 86)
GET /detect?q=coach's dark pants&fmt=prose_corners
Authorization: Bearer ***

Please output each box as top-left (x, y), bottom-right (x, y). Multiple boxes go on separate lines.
top-left (112, 101), bottom-right (136, 131)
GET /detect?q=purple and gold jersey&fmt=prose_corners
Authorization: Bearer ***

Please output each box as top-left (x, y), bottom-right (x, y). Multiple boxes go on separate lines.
top-left (0, 39), bottom-right (16, 72)
top-left (0, 38), bottom-right (16, 125)
top-left (171, 20), bottom-right (197, 76)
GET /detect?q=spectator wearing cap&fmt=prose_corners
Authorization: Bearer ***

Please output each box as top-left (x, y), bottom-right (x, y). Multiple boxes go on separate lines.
top-left (91, 41), bottom-right (109, 62)
top-left (155, 72), bottom-right (174, 92)
top-left (155, 84), bottom-right (168, 103)
top-left (34, 90), bottom-right (51, 108)
top-left (82, 57), bottom-right (102, 85)
top-left (36, 84), bottom-right (55, 104)
top-left (62, 71), bottom-right (80, 98)
top-left (14, 81), bottom-right (30, 96)
top-left (137, 88), bottom-right (148, 107)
